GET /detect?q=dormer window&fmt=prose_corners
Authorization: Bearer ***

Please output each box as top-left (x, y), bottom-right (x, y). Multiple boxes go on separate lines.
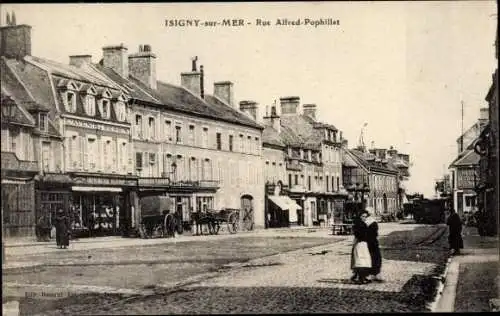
top-left (99, 99), bottom-right (111, 119)
top-left (39, 113), bottom-right (48, 132)
top-left (115, 101), bottom-right (126, 122)
top-left (65, 91), bottom-right (77, 112)
top-left (84, 95), bottom-right (96, 116)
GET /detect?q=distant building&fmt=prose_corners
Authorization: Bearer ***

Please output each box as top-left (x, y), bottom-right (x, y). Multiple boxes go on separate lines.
top-left (449, 108), bottom-right (488, 218)
top-left (261, 98), bottom-right (346, 228)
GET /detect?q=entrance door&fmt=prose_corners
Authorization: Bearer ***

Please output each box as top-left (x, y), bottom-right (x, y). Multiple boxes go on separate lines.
top-left (240, 195), bottom-right (254, 230)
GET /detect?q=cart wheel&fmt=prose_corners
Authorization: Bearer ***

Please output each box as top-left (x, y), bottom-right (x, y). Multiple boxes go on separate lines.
top-left (227, 212), bottom-right (239, 234)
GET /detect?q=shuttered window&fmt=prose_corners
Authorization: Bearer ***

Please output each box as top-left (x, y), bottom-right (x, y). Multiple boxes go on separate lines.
top-left (135, 152), bottom-right (143, 169)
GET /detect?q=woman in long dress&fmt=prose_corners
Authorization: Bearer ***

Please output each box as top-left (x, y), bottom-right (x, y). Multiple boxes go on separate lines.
top-left (55, 208), bottom-right (70, 249)
top-left (350, 211), bottom-right (371, 284)
top-left (363, 212), bottom-right (383, 282)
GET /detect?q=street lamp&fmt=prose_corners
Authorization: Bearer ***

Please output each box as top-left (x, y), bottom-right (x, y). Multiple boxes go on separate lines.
top-left (1, 96), bottom-right (17, 122)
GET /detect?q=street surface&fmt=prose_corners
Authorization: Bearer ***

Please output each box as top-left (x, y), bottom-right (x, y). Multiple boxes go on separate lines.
top-left (2, 222), bottom-right (450, 314)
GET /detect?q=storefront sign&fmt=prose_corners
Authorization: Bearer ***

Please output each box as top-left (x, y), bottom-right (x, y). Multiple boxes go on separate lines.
top-left (457, 168), bottom-right (478, 189)
top-left (73, 175), bottom-right (137, 187)
top-left (65, 118), bottom-right (130, 135)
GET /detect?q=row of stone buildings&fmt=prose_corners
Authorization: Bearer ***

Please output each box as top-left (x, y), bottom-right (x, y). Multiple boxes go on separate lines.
top-left (1, 17), bottom-right (411, 237)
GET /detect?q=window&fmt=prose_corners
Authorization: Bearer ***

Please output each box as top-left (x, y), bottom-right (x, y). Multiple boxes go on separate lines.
top-left (42, 141), bottom-right (51, 171)
top-left (165, 120), bottom-right (172, 141)
top-left (114, 101), bottom-right (126, 121)
top-left (255, 137), bottom-right (259, 154)
top-left (135, 152), bottom-right (143, 169)
top-left (202, 127), bottom-right (208, 148)
top-left (70, 135), bottom-right (80, 169)
top-left (135, 115), bottom-right (143, 137)
top-left (189, 125), bottom-right (195, 145)
top-left (308, 176), bottom-right (311, 191)
top-left (326, 175), bottom-right (329, 192)
top-left (65, 91), bottom-right (77, 112)
top-left (239, 134), bottom-right (244, 152)
top-left (87, 137), bottom-right (97, 170)
top-left (120, 141), bottom-right (128, 172)
top-left (99, 99), bottom-right (111, 119)
top-left (216, 133), bottom-right (222, 150)
top-left (175, 125), bottom-right (182, 143)
top-left (84, 95), bottom-right (96, 116)
top-left (39, 113), bottom-right (48, 132)
top-left (337, 176), bottom-right (340, 191)
top-left (294, 174), bottom-right (298, 185)
top-left (288, 174), bottom-right (292, 187)
top-left (247, 136), bottom-right (251, 153)
top-left (148, 117), bottom-right (156, 140)
top-left (229, 135), bottom-right (234, 151)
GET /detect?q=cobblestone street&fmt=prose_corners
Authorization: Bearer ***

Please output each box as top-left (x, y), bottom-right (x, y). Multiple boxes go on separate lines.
top-left (2, 223), bottom-right (450, 314)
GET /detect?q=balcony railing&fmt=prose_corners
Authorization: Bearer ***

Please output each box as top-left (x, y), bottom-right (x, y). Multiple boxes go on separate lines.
top-left (138, 177), bottom-right (220, 189)
top-left (286, 160), bottom-right (303, 171)
top-left (1, 151), bottom-right (39, 173)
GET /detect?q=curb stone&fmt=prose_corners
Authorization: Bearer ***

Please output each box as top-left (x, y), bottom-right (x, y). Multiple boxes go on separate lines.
top-left (428, 256), bottom-right (452, 311)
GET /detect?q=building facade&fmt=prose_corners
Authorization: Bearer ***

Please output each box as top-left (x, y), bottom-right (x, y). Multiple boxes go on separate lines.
top-left (261, 98), bottom-right (346, 228)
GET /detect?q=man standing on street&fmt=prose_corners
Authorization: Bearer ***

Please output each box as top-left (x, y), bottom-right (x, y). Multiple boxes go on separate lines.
top-left (446, 208), bottom-right (464, 255)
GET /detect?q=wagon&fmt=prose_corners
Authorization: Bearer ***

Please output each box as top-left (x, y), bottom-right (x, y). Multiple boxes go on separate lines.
top-left (138, 196), bottom-right (178, 238)
top-left (192, 208), bottom-right (242, 235)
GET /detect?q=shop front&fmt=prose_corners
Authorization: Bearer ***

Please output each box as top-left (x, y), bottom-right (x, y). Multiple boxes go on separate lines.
top-left (67, 173), bottom-right (138, 237)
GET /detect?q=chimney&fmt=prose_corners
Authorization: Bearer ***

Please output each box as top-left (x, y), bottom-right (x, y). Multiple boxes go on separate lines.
top-left (128, 44), bottom-right (157, 90)
top-left (214, 81), bottom-right (234, 107)
top-left (239, 100), bottom-right (259, 121)
top-left (69, 55), bottom-right (92, 68)
top-left (303, 104), bottom-right (317, 119)
top-left (263, 103), bottom-right (281, 133)
top-left (387, 146), bottom-right (398, 158)
top-left (280, 96), bottom-right (300, 115)
top-left (181, 57), bottom-right (202, 97)
top-left (0, 13), bottom-right (32, 59)
top-left (102, 44), bottom-right (128, 78)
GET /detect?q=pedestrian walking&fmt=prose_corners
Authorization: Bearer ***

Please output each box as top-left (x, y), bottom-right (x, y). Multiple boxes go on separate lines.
top-left (54, 208), bottom-right (70, 249)
top-left (350, 212), bottom-right (372, 284)
top-left (362, 211), bottom-right (383, 282)
top-left (446, 208), bottom-right (463, 255)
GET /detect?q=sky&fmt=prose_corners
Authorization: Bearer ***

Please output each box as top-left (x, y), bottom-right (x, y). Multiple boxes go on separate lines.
top-left (1, 2), bottom-right (497, 197)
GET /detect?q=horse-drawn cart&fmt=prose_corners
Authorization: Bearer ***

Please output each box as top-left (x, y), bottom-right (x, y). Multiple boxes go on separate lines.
top-left (138, 196), bottom-right (178, 238)
top-left (192, 208), bottom-right (242, 235)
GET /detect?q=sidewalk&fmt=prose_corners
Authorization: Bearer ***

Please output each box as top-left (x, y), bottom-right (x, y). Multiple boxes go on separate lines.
top-left (435, 227), bottom-right (499, 312)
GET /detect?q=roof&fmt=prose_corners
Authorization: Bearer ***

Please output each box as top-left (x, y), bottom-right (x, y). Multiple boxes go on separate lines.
top-left (97, 64), bottom-right (262, 130)
top-left (262, 126), bottom-right (286, 147)
top-left (348, 149), bottom-right (399, 174)
top-left (449, 149), bottom-right (480, 167)
top-left (342, 151), bottom-right (358, 167)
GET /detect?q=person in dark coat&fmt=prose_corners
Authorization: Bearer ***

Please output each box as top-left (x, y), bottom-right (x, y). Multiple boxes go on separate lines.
top-left (350, 212), bottom-right (371, 284)
top-left (55, 208), bottom-right (70, 249)
top-left (446, 208), bottom-right (463, 255)
top-left (362, 211), bottom-right (383, 282)
top-left (36, 212), bottom-right (51, 242)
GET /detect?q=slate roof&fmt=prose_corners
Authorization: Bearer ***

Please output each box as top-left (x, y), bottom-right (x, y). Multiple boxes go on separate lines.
top-left (96, 64), bottom-right (262, 130)
top-left (348, 149), bottom-right (399, 174)
top-left (262, 126), bottom-right (286, 147)
top-left (449, 149), bottom-right (480, 167)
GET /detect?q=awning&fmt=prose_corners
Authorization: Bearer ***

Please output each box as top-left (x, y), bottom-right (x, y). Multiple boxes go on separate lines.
top-left (269, 196), bottom-right (290, 210)
top-left (269, 195), bottom-right (302, 211)
top-left (282, 195), bottom-right (302, 210)
top-left (72, 186), bottom-right (122, 192)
